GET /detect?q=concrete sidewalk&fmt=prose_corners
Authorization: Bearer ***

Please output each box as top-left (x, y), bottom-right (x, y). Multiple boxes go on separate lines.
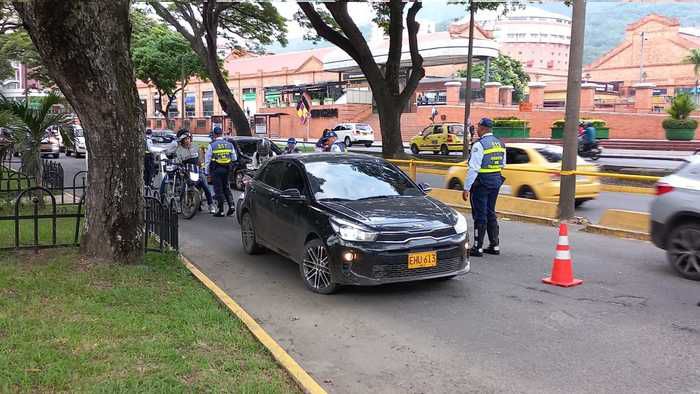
top-left (179, 212), bottom-right (700, 394)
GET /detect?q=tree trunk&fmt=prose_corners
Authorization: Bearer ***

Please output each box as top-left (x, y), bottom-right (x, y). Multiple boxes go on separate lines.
top-left (205, 52), bottom-right (251, 136)
top-left (462, 4), bottom-right (476, 160)
top-left (375, 96), bottom-right (404, 158)
top-left (559, 0), bottom-right (587, 220)
top-left (15, 0), bottom-right (145, 264)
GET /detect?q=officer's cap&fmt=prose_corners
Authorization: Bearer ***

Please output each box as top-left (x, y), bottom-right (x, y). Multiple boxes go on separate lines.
top-left (478, 118), bottom-right (493, 128)
top-left (213, 126), bottom-right (223, 135)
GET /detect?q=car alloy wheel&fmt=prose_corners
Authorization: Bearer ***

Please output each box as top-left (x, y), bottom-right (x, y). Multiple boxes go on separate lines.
top-left (300, 239), bottom-right (337, 294)
top-left (666, 223), bottom-right (700, 281)
top-left (440, 144), bottom-right (449, 156)
top-left (344, 136), bottom-right (352, 147)
top-left (410, 144), bottom-right (419, 155)
top-left (241, 212), bottom-right (263, 254)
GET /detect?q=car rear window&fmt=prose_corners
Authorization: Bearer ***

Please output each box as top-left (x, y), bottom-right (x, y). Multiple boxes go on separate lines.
top-left (356, 124), bottom-right (371, 131)
top-left (535, 146), bottom-right (563, 163)
top-left (236, 141), bottom-right (258, 157)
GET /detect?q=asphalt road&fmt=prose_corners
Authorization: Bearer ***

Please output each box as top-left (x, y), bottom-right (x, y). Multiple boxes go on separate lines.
top-left (179, 207), bottom-right (700, 394)
top-left (416, 172), bottom-right (654, 223)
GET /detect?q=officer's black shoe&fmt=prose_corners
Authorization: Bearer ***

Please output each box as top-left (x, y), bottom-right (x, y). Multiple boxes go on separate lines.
top-left (226, 207), bottom-right (235, 217)
top-left (483, 245), bottom-right (500, 255)
top-left (469, 246), bottom-right (483, 257)
top-left (213, 212), bottom-right (224, 217)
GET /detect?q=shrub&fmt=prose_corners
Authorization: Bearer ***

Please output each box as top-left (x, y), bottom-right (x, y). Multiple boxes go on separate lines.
top-left (552, 118), bottom-right (607, 128)
top-left (662, 118), bottom-right (698, 130)
top-left (666, 93), bottom-right (697, 120)
top-left (493, 117), bottom-right (529, 127)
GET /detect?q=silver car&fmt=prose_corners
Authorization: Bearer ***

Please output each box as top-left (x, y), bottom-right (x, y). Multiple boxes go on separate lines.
top-left (650, 154), bottom-right (700, 281)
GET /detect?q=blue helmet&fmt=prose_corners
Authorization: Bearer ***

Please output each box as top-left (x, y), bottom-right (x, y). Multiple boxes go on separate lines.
top-left (287, 138), bottom-right (297, 145)
top-left (327, 131), bottom-right (338, 138)
top-left (213, 126), bottom-right (223, 135)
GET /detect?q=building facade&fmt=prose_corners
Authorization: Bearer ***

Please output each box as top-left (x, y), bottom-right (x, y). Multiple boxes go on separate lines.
top-left (585, 14), bottom-right (700, 100)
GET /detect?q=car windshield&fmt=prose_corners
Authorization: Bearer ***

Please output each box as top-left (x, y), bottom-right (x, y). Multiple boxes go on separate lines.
top-left (304, 159), bottom-right (421, 201)
top-left (448, 125), bottom-right (465, 136)
top-left (535, 146), bottom-right (563, 163)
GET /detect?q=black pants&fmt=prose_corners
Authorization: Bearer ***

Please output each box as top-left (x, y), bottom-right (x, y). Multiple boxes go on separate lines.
top-left (144, 153), bottom-right (155, 186)
top-left (211, 164), bottom-right (233, 211)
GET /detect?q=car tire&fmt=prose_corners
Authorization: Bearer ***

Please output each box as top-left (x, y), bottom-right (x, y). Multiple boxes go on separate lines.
top-left (344, 136), bottom-right (352, 148)
top-left (665, 223), bottom-right (700, 281)
top-left (364, 142), bottom-right (372, 148)
top-left (53, 153), bottom-right (59, 159)
top-left (300, 238), bottom-right (337, 294)
top-left (66, 150), bottom-right (71, 157)
top-left (440, 144), bottom-right (449, 156)
top-left (448, 178), bottom-right (463, 190)
top-left (410, 144), bottom-right (419, 155)
top-left (517, 185), bottom-right (537, 200)
top-left (241, 211), bottom-right (264, 255)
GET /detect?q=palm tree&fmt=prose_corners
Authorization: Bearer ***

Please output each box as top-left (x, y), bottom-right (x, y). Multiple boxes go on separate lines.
top-left (0, 92), bottom-right (74, 186)
top-left (684, 48), bottom-right (700, 104)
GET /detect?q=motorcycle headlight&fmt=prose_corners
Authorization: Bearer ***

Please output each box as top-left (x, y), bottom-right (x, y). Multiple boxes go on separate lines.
top-left (246, 163), bottom-right (255, 170)
top-left (330, 217), bottom-right (377, 242)
top-left (454, 212), bottom-right (468, 234)
top-left (189, 172), bottom-right (200, 182)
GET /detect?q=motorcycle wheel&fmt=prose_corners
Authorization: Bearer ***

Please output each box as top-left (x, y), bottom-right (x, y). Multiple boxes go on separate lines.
top-left (181, 186), bottom-right (201, 220)
top-left (233, 169), bottom-right (245, 191)
top-left (590, 150), bottom-right (601, 161)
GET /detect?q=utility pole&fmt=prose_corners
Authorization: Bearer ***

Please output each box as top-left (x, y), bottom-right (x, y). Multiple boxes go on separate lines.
top-left (639, 31), bottom-right (646, 83)
top-left (180, 56), bottom-right (186, 128)
top-left (462, 1), bottom-right (476, 160)
top-left (558, 0), bottom-right (587, 220)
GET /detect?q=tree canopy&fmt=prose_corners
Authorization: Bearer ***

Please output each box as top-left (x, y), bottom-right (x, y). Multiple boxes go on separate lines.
top-left (131, 18), bottom-right (208, 119)
top-left (457, 55), bottom-right (530, 102)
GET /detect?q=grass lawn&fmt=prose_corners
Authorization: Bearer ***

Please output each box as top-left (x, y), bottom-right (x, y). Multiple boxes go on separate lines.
top-left (0, 250), bottom-right (299, 393)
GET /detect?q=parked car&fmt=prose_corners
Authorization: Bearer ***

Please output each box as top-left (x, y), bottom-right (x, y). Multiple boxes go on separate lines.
top-left (40, 132), bottom-right (60, 158)
top-left (650, 154), bottom-right (700, 281)
top-left (148, 129), bottom-right (177, 155)
top-left (226, 136), bottom-right (282, 190)
top-left (444, 143), bottom-right (600, 206)
top-left (239, 153), bottom-right (470, 294)
top-left (410, 122), bottom-right (467, 155)
top-left (65, 125), bottom-right (86, 158)
top-left (331, 123), bottom-right (375, 148)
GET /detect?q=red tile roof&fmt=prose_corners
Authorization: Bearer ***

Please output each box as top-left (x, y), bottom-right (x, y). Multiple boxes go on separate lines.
top-left (224, 47), bottom-right (334, 76)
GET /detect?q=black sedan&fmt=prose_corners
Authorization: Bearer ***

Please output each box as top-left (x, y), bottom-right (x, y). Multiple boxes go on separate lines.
top-left (239, 153), bottom-right (470, 294)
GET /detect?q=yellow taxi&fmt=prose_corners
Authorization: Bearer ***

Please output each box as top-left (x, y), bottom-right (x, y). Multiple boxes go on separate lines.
top-left (444, 143), bottom-right (600, 207)
top-left (410, 122), bottom-right (468, 156)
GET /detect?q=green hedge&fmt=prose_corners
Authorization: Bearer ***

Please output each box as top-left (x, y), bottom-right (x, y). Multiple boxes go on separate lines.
top-left (662, 118), bottom-right (698, 130)
top-left (552, 118), bottom-right (607, 128)
top-left (493, 117), bottom-right (529, 127)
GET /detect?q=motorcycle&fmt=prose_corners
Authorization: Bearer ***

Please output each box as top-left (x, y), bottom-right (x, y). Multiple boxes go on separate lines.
top-left (578, 141), bottom-right (602, 161)
top-left (160, 156), bottom-right (203, 220)
top-left (235, 169), bottom-right (256, 224)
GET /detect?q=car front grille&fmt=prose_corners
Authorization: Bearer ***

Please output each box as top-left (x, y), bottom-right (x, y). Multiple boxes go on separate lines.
top-left (376, 227), bottom-right (456, 243)
top-left (372, 256), bottom-right (464, 280)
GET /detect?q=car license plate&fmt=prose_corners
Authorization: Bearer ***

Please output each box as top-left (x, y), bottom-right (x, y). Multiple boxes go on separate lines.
top-left (408, 251), bottom-right (437, 269)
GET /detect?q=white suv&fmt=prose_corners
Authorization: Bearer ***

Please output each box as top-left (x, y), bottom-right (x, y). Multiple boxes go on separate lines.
top-left (331, 123), bottom-right (375, 148)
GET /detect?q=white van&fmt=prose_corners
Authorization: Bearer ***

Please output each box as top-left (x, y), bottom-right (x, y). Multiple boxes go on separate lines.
top-left (331, 123), bottom-right (375, 148)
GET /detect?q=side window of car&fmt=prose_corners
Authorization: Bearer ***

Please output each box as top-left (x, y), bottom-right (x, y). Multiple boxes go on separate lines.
top-left (279, 163), bottom-right (306, 194)
top-left (422, 127), bottom-right (432, 137)
top-left (506, 148), bottom-right (529, 165)
top-left (434, 126), bottom-right (444, 135)
top-left (260, 161), bottom-right (285, 190)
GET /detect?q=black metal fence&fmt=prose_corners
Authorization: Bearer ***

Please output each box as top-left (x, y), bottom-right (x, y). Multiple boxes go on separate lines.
top-left (0, 164), bottom-right (178, 252)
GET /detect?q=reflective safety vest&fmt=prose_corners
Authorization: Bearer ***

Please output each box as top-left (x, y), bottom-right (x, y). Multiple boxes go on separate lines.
top-left (210, 139), bottom-right (235, 165)
top-left (478, 134), bottom-right (505, 174)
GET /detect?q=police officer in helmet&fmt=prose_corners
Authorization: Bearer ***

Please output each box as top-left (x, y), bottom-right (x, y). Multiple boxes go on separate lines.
top-left (462, 118), bottom-right (506, 257)
top-left (205, 126), bottom-right (237, 217)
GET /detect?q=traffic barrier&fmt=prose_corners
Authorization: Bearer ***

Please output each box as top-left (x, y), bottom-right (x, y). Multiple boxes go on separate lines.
top-left (428, 188), bottom-right (559, 224)
top-left (543, 223), bottom-right (583, 288)
top-left (585, 209), bottom-right (650, 240)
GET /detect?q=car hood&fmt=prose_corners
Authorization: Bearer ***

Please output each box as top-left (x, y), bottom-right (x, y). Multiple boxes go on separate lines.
top-left (319, 195), bottom-right (456, 230)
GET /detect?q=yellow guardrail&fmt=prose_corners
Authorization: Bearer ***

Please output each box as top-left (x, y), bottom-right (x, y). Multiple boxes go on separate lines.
top-left (387, 158), bottom-right (662, 182)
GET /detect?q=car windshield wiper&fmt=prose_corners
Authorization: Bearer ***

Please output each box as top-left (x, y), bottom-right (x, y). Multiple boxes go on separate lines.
top-left (356, 195), bottom-right (402, 201)
top-left (318, 197), bottom-right (352, 202)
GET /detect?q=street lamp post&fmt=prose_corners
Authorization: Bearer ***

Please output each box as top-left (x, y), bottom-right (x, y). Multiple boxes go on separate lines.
top-left (639, 32), bottom-right (646, 83)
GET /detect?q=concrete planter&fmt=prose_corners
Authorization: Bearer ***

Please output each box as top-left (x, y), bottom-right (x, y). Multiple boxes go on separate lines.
top-left (551, 127), bottom-right (610, 139)
top-left (493, 126), bottom-right (530, 138)
top-left (664, 127), bottom-right (697, 141)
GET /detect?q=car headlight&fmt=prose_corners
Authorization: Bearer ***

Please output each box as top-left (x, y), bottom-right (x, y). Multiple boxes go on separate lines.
top-left (330, 217), bottom-right (377, 242)
top-left (454, 212), bottom-right (468, 234)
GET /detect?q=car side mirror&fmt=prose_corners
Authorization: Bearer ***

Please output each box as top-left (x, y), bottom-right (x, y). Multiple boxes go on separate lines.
top-left (419, 183), bottom-right (432, 193)
top-left (280, 188), bottom-right (306, 202)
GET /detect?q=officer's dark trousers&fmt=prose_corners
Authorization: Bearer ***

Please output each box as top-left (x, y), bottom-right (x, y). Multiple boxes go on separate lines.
top-left (469, 174), bottom-right (503, 249)
top-left (211, 164), bottom-right (233, 211)
top-left (144, 153), bottom-right (154, 187)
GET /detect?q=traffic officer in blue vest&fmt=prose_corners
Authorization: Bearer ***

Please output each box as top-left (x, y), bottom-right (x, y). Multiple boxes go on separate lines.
top-left (462, 118), bottom-right (506, 257)
top-left (205, 126), bottom-right (237, 217)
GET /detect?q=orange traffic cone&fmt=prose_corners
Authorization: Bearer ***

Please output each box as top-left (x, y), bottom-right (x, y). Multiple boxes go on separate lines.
top-left (542, 223), bottom-right (583, 287)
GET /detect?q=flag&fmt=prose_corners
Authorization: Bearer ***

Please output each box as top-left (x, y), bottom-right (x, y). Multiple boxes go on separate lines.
top-left (296, 92), bottom-right (311, 124)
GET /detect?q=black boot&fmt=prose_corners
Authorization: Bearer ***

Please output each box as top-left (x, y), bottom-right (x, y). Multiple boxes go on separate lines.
top-left (469, 223), bottom-right (486, 257)
top-left (213, 201), bottom-right (225, 217)
top-left (484, 221), bottom-right (500, 255)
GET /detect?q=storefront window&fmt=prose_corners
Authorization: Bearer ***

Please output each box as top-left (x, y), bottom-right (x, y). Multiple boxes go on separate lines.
top-left (153, 97), bottom-right (161, 117)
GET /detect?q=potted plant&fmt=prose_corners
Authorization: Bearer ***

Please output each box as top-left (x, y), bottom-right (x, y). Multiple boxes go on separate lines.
top-left (492, 116), bottom-right (530, 138)
top-left (550, 118), bottom-right (609, 139)
top-left (663, 93), bottom-right (698, 141)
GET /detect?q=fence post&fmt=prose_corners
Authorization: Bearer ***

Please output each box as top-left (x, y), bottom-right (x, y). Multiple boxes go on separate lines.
top-left (408, 160), bottom-right (417, 181)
